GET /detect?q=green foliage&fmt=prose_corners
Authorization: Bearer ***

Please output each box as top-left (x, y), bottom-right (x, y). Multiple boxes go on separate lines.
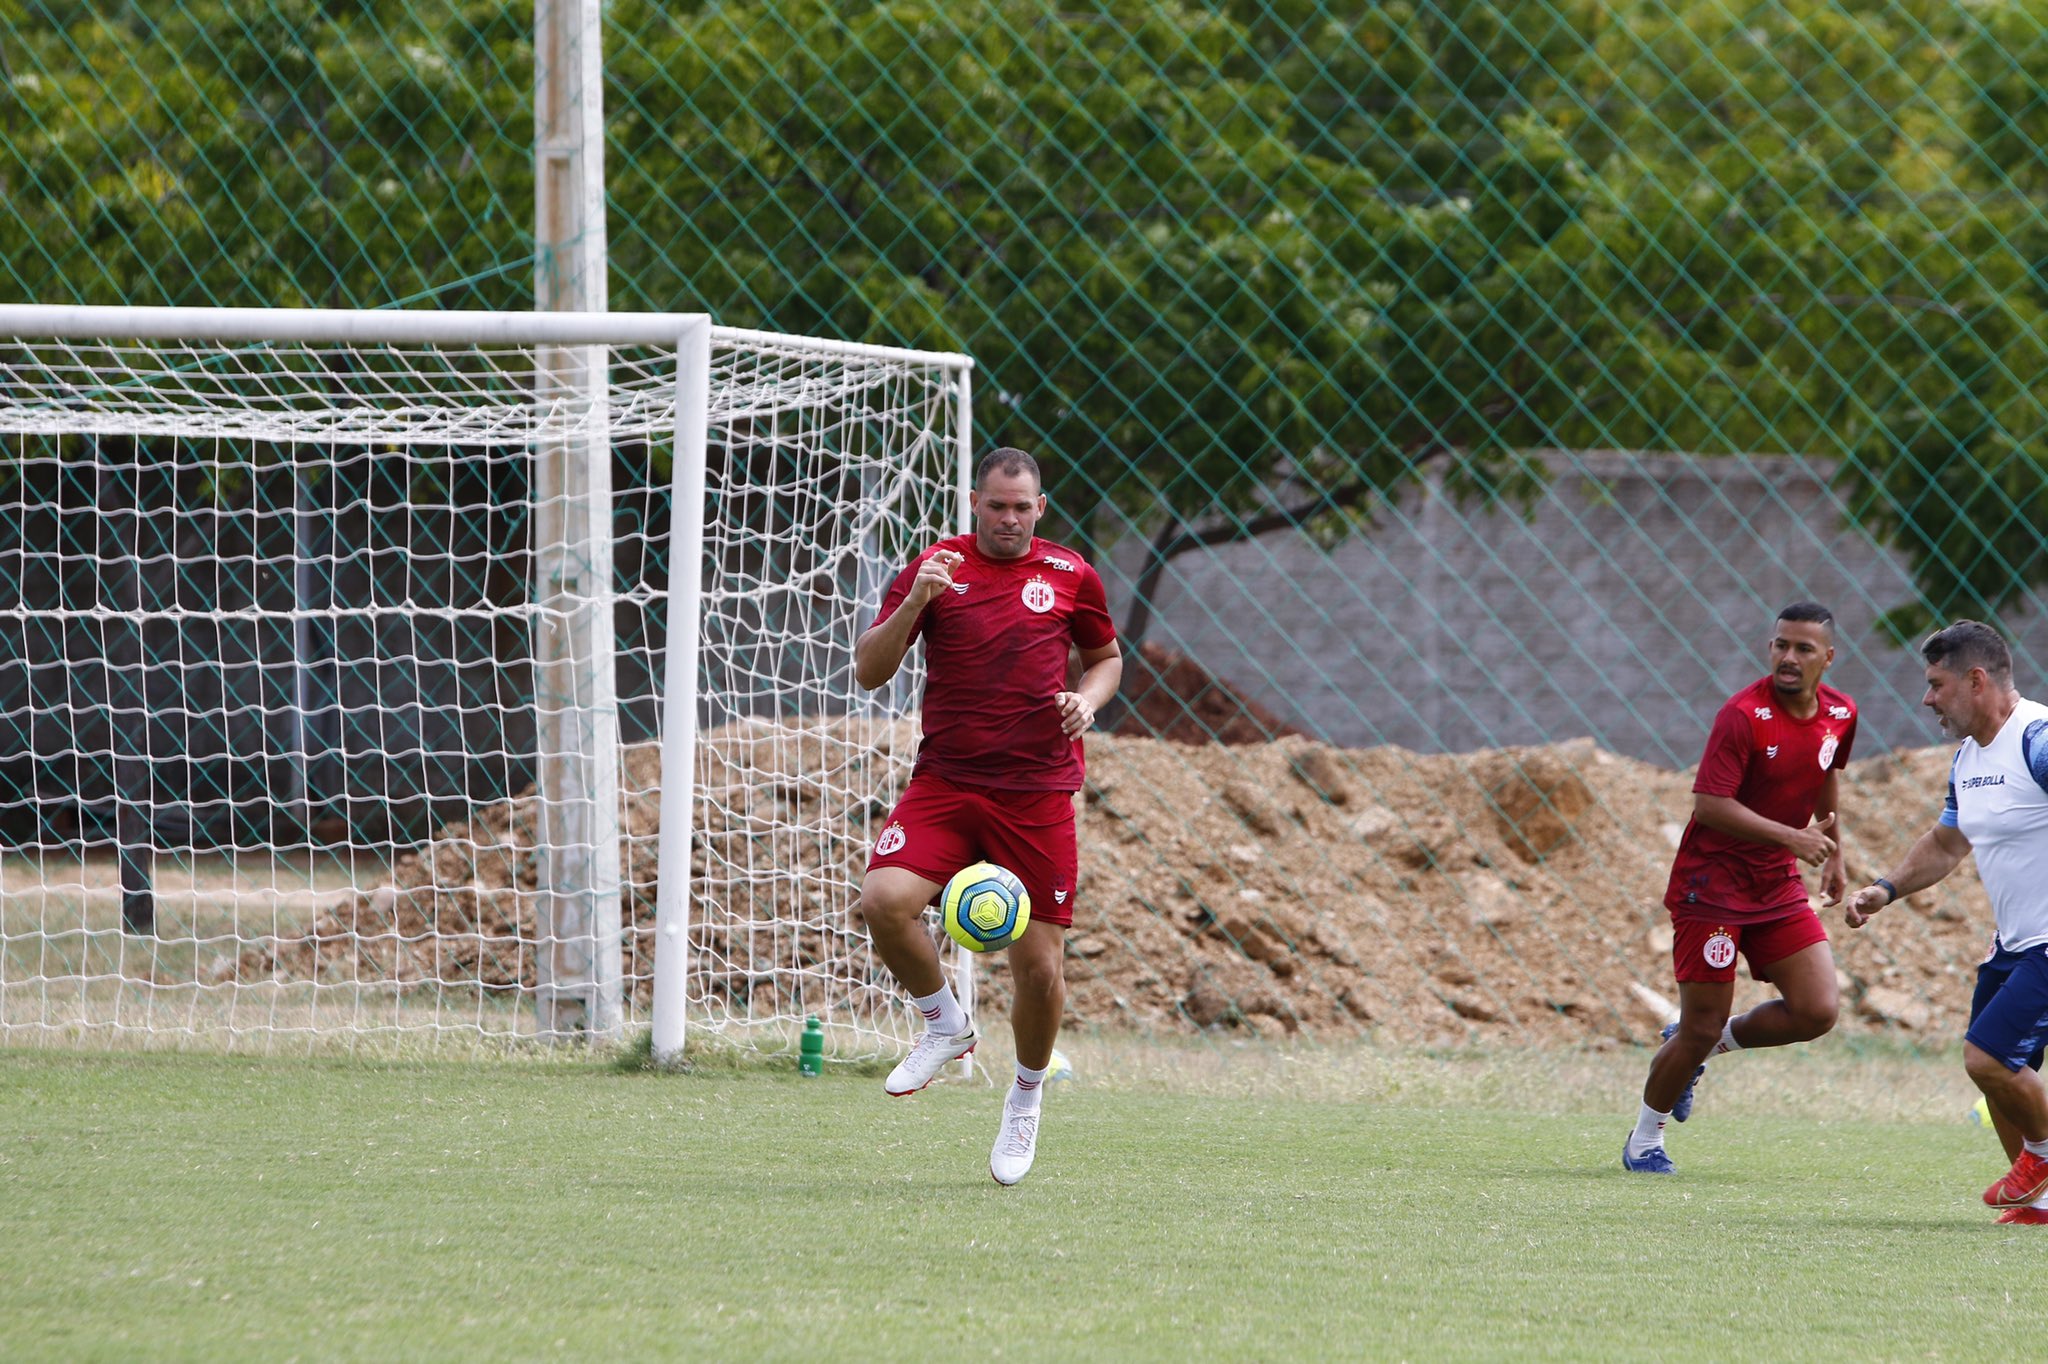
top-left (8, 0), bottom-right (2048, 626)
top-left (1, 0), bottom-right (534, 308)
top-left (609, 1), bottom-right (1405, 526)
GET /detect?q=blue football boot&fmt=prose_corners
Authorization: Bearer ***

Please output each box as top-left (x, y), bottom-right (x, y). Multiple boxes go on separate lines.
top-left (1660, 1021), bottom-right (1706, 1122)
top-left (1622, 1140), bottom-right (1676, 1174)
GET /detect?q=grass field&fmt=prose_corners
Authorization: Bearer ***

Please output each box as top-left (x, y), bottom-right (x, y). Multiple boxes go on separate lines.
top-left (0, 1038), bottom-right (2035, 1362)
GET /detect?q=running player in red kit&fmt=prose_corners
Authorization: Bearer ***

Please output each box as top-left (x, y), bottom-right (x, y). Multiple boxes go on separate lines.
top-left (853, 446), bottom-right (1122, 1185)
top-left (1623, 602), bottom-right (1856, 1173)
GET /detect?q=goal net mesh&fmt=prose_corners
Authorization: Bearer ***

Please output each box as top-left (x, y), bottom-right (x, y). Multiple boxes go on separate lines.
top-left (0, 325), bottom-right (964, 1052)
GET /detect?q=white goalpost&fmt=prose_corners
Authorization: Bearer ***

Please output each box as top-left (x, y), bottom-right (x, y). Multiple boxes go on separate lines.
top-left (0, 304), bottom-right (972, 1059)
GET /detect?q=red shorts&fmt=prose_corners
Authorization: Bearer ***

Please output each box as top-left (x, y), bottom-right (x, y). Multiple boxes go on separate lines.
top-left (1671, 909), bottom-right (1829, 984)
top-left (865, 773), bottom-right (1079, 926)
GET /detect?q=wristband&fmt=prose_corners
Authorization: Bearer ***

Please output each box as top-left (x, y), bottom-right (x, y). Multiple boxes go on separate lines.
top-left (1874, 877), bottom-right (1898, 906)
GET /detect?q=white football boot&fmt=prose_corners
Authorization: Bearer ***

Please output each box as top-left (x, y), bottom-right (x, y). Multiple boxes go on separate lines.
top-left (883, 1023), bottom-right (978, 1096)
top-left (989, 1098), bottom-right (1041, 1185)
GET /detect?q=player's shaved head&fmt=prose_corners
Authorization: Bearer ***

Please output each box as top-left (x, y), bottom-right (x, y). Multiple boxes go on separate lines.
top-left (1776, 601), bottom-right (1835, 639)
top-left (976, 447), bottom-right (1040, 491)
top-left (1922, 619), bottom-right (2012, 686)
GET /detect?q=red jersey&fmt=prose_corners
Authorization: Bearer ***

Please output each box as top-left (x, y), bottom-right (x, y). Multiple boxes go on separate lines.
top-left (1665, 677), bottom-right (1858, 922)
top-left (874, 534), bottom-right (1117, 791)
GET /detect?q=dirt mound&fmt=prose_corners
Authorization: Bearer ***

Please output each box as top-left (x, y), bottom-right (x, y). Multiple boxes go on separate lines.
top-left (1108, 641), bottom-right (1301, 745)
top-left (1017, 736), bottom-right (1985, 1046)
top-left (224, 726), bottom-right (1989, 1047)
top-left (220, 722), bottom-right (894, 1016)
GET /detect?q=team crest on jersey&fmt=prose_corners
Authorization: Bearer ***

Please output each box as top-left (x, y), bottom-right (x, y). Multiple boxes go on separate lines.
top-left (1021, 576), bottom-right (1056, 613)
top-left (1754, 706), bottom-right (1773, 720)
top-left (1703, 929), bottom-right (1737, 970)
top-left (874, 822), bottom-right (907, 856)
top-left (1828, 705), bottom-right (1852, 719)
top-left (1818, 733), bottom-right (1838, 769)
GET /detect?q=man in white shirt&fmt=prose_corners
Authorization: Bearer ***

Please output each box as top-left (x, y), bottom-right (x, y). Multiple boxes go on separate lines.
top-left (1845, 621), bottom-right (2048, 1225)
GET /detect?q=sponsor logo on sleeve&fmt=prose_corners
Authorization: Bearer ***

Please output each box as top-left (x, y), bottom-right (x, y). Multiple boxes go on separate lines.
top-left (1039, 554), bottom-right (1077, 572)
top-left (1766, 744), bottom-right (1779, 759)
top-left (1753, 706), bottom-right (1773, 720)
top-left (1703, 929), bottom-right (1737, 970)
top-left (1828, 704), bottom-right (1852, 719)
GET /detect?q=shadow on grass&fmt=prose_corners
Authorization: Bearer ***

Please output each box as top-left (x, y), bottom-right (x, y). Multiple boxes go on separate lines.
top-left (611, 1027), bottom-right (892, 1079)
top-left (1823, 1214), bottom-right (2008, 1232)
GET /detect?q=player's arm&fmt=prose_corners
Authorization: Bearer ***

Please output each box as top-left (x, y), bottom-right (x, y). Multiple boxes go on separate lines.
top-left (1842, 820), bottom-right (1970, 928)
top-left (1054, 640), bottom-right (1122, 739)
top-left (1813, 768), bottom-right (1846, 905)
top-left (853, 550), bottom-right (962, 690)
top-left (1691, 793), bottom-right (1837, 866)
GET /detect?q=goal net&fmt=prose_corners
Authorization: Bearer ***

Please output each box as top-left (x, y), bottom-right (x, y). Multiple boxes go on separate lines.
top-left (0, 306), bottom-right (970, 1056)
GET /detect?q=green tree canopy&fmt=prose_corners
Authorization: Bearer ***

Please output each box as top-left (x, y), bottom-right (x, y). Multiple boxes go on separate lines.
top-left (10, 0), bottom-right (2048, 637)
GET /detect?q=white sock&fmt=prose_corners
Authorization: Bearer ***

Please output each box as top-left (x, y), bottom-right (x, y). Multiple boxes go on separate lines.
top-left (2024, 1136), bottom-right (2048, 1159)
top-left (1711, 1019), bottom-right (1743, 1056)
top-left (911, 985), bottom-right (966, 1036)
top-left (1627, 1102), bottom-right (1671, 1158)
top-left (1011, 1061), bottom-right (1048, 1111)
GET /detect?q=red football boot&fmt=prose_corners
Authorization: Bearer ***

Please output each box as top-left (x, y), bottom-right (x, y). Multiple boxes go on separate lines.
top-left (1983, 1151), bottom-right (2048, 1208)
top-left (1995, 1205), bottom-right (2048, 1225)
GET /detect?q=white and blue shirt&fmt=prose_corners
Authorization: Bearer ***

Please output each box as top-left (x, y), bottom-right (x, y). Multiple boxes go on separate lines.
top-left (1941, 696), bottom-right (2048, 951)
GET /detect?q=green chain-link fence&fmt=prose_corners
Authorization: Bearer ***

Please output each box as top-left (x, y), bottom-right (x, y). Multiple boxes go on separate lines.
top-left (8, 0), bottom-right (2048, 1051)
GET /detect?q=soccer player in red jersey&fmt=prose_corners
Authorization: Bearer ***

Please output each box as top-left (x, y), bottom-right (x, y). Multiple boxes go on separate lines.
top-left (853, 446), bottom-right (1122, 1185)
top-left (1623, 602), bottom-right (1857, 1173)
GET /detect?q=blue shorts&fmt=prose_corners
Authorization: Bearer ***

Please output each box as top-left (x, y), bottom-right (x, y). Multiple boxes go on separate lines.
top-left (1966, 941), bottom-right (2048, 1073)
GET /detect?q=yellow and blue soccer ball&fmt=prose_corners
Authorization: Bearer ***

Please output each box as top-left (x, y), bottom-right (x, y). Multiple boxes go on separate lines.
top-left (940, 861), bottom-right (1030, 952)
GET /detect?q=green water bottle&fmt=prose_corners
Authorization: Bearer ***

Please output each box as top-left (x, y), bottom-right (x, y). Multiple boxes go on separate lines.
top-left (799, 1016), bottom-right (824, 1077)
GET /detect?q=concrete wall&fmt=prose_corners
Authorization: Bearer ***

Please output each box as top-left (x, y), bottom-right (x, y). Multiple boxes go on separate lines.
top-left (1100, 451), bottom-right (2048, 765)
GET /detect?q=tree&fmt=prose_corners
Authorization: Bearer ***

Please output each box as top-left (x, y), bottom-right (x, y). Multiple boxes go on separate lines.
top-left (10, 0), bottom-right (2048, 647)
top-left (1, 0), bottom-right (532, 311)
top-left (606, 0), bottom-right (1639, 645)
